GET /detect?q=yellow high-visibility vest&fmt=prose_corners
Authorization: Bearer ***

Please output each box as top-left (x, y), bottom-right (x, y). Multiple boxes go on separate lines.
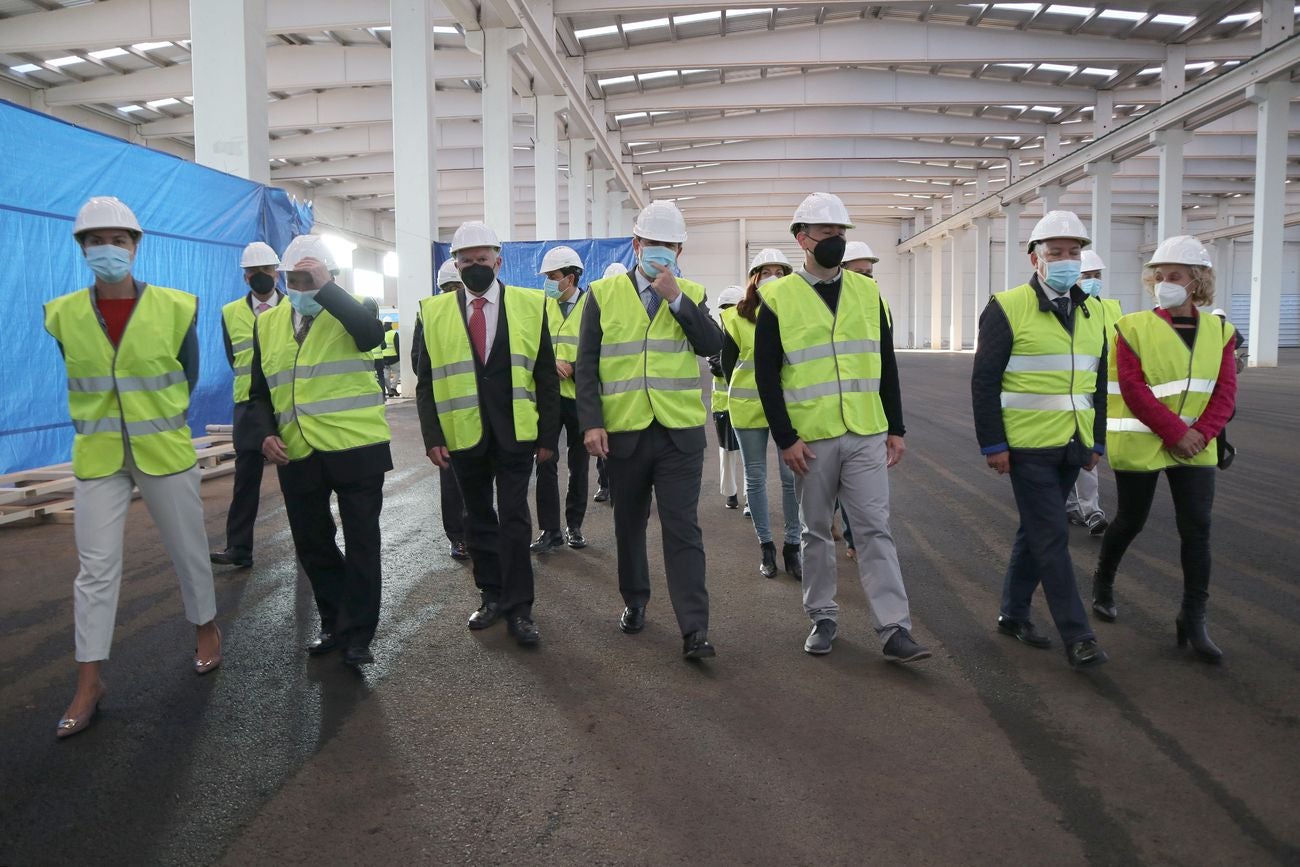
top-left (545, 290), bottom-right (587, 400)
top-left (721, 307), bottom-right (766, 430)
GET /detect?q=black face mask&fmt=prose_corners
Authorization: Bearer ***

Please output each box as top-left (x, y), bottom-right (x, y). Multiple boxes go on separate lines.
top-left (459, 264), bottom-right (496, 295)
top-left (249, 272), bottom-right (277, 295)
top-left (809, 235), bottom-right (846, 269)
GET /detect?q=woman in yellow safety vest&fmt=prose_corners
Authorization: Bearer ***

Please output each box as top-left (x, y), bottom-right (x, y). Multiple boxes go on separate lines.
top-left (1092, 236), bottom-right (1237, 663)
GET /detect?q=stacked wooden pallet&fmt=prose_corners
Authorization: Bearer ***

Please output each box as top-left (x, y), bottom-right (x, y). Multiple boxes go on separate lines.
top-left (0, 428), bottom-right (237, 527)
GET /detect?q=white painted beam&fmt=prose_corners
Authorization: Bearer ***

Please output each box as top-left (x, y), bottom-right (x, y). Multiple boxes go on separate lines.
top-left (268, 120), bottom-right (533, 159)
top-left (1248, 79), bottom-right (1290, 367)
top-left (189, 0), bottom-right (268, 183)
top-left (631, 138), bottom-right (1010, 165)
top-left (631, 106), bottom-right (1049, 142)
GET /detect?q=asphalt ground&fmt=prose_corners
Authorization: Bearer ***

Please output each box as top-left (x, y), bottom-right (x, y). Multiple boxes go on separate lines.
top-left (2, 350), bottom-right (1298, 866)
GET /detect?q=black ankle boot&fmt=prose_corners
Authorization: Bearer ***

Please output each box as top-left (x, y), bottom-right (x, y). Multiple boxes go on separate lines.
top-left (1176, 599), bottom-right (1222, 663)
top-left (1091, 565), bottom-right (1117, 622)
top-left (759, 541), bottom-right (777, 578)
top-left (782, 542), bottom-right (802, 582)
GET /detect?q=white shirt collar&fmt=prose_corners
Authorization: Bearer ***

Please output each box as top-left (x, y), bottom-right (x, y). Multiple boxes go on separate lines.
top-left (462, 279), bottom-right (501, 309)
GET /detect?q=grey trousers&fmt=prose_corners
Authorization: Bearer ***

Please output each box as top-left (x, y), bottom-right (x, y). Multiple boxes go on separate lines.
top-left (795, 432), bottom-right (912, 643)
top-left (72, 452), bottom-right (217, 662)
top-left (1066, 465), bottom-right (1105, 522)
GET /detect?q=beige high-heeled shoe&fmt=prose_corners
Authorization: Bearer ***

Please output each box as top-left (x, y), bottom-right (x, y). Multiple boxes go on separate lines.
top-left (56, 686), bottom-right (105, 740)
top-left (194, 624), bottom-right (222, 675)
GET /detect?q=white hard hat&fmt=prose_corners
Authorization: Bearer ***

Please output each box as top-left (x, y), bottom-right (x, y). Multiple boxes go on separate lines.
top-left (602, 262), bottom-right (629, 278)
top-left (73, 196), bottom-right (142, 237)
top-left (790, 192), bottom-right (854, 233)
top-left (436, 259), bottom-right (462, 288)
top-left (450, 221), bottom-right (502, 254)
top-left (748, 247), bottom-right (792, 275)
top-left (1210, 308), bottom-right (1227, 318)
top-left (240, 241), bottom-right (280, 268)
top-left (539, 245), bottom-right (584, 275)
top-left (1146, 235), bottom-right (1212, 268)
top-left (1080, 250), bottom-right (1106, 272)
top-left (843, 240), bottom-right (878, 264)
top-left (277, 234), bottom-right (337, 272)
top-left (1027, 210), bottom-right (1090, 252)
top-left (632, 201), bottom-right (688, 244)
top-left (717, 285), bottom-right (745, 308)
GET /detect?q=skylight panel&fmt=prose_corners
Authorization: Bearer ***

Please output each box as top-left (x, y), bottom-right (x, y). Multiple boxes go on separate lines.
top-left (996, 63), bottom-right (1034, 70)
top-left (132, 41), bottom-right (173, 51)
top-left (1220, 12), bottom-right (1260, 24)
top-left (1037, 63), bottom-right (1078, 73)
top-left (1029, 105), bottom-right (1061, 114)
top-left (1097, 9), bottom-right (1145, 21)
top-left (146, 97), bottom-right (179, 108)
top-left (623, 17), bottom-right (669, 32)
top-left (1080, 67), bottom-right (1117, 77)
top-left (47, 56), bottom-right (86, 67)
top-left (725, 8), bottom-right (771, 16)
top-left (674, 11), bottom-right (721, 24)
top-left (1151, 14), bottom-right (1196, 26)
top-left (1045, 5), bottom-right (1091, 15)
top-left (597, 75), bottom-right (636, 87)
top-left (89, 47), bottom-right (129, 60)
top-left (1185, 61), bottom-right (1216, 71)
top-left (574, 25), bottom-right (619, 39)
top-left (638, 70), bottom-right (679, 81)
top-left (433, 26), bottom-right (460, 34)
top-left (117, 104), bottom-right (144, 113)
top-left (9, 63), bottom-right (40, 73)
top-left (616, 112), bottom-right (648, 121)
top-left (990, 3), bottom-right (1043, 10)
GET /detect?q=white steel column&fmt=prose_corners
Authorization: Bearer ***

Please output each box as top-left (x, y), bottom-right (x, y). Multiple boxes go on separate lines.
top-left (1152, 126), bottom-right (1187, 240)
top-left (949, 227), bottom-right (967, 351)
top-left (901, 250), bottom-right (915, 348)
top-left (567, 138), bottom-right (592, 237)
top-left (1003, 202), bottom-right (1023, 290)
top-left (1247, 80), bottom-right (1290, 367)
top-left (911, 230), bottom-right (926, 349)
top-left (1043, 124), bottom-right (1061, 162)
top-left (481, 27), bottom-right (522, 239)
top-left (1094, 90), bottom-right (1117, 138)
top-left (590, 169), bottom-right (613, 238)
top-left (189, 0), bottom-right (268, 182)
top-left (390, 0), bottom-right (438, 396)
top-left (1087, 160), bottom-right (1115, 267)
top-left (929, 239), bottom-right (944, 349)
top-left (973, 216), bottom-right (992, 347)
top-left (533, 94), bottom-right (565, 241)
top-left (1039, 184), bottom-right (1060, 213)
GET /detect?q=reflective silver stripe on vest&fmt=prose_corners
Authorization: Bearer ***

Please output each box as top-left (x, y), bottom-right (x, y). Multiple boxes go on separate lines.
top-left (1000, 392), bottom-right (1094, 411)
top-left (72, 416), bottom-right (123, 434)
top-left (234, 365), bottom-right (252, 377)
top-left (435, 394), bottom-right (479, 414)
top-left (1107, 415), bottom-right (1197, 434)
top-left (429, 359), bottom-right (477, 381)
top-left (600, 341), bottom-right (646, 358)
top-left (124, 411), bottom-right (188, 436)
top-left (510, 354), bottom-right (536, 373)
top-left (116, 370), bottom-right (188, 393)
top-left (266, 358), bottom-right (378, 390)
top-left (600, 338), bottom-right (690, 357)
top-left (730, 387), bottom-right (761, 399)
top-left (1004, 353), bottom-right (1101, 373)
top-left (1108, 381), bottom-right (1122, 395)
top-left (276, 409), bottom-right (296, 426)
top-left (231, 338), bottom-right (254, 354)
top-left (296, 392), bottom-right (386, 418)
top-left (783, 378), bottom-right (880, 404)
top-left (67, 375), bottom-right (116, 392)
top-left (600, 376), bottom-right (700, 396)
top-left (783, 339), bottom-right (880, 365)
top-left (552, 335), bottom-right (579, 346)
top-left (1148, 377), bottom-right (1217, 399)
top-left (734, 359), bottom-right (750, 371)
top-left (512, 387), bottom-right (536, 403)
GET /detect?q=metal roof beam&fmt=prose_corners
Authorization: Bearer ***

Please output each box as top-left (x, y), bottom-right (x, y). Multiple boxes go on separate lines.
top-left (267, 119), bottom-right (534, 159)
top-left (628, 106), bottom-right (1049, 141)
top-left (631, 137), bottom-right (1010, 165)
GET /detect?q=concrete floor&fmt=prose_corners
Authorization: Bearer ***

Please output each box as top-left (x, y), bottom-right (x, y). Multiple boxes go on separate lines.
top-left (2, 351), bottom-right (1298, 866)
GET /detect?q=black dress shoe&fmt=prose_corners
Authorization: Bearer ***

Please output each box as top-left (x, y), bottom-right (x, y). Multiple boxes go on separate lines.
top-left (683, 631), bottom-right (716, 659)
top-left (725, 494), bottom-right (739, 510)
top-left (210, 550), bottom-right (253, 568)
top-left (468, 602), bottom-right (502, 630)
top-left (507, 615), bottom-right (541, 646)
top-left (593, 486), bottom-right (610, 503)
top-left (305, 632), bottom-right (341, 655)
top-left (782, 542), bottom-right (802, 581)
top-left (449, 541), bottom-right (470, 561)
top-left (997, 616), bottom-right (1052, 649)
top-left (619, 606), bottom-right (646, 634)
top-left (342, 645), bottom-right (375, 666)
top-left (530, 529), bottom-right (564, 553)
top-left (1066, 638), bottom-right (1109, 668)
top-left (565, 527), bottom-right (587, 549)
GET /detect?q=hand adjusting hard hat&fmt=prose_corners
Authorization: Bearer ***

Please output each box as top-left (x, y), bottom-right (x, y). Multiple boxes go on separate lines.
top-left (1027, 210), bottom-right (1090, 252)
top-left (1146, 235), bottom-right (1212, 268)
top-left (602, 262), bottom-right (629, 278)
top-left (73, 196), bottom-right (142, 237)
top-left (1080, 250), bottom-right (1107, 272)
top-left (748, 247), bottom-right (792, 275)
top-left (790, 192), bottom-right (854, 233)
top-left (632, 201), bottom-right (688, 243)
top-left (277, 235), bottom-right (338, 272)
top-left (437, 259), bottom-right (463, 288)
top-left (539, 245), bottom-right (584, 274)
top-left (240, 241), bottom-right (281, 268)
top-left (843, 240), bottom-right (878, 264)
top-left (450, 221), bottom-right (502, 254)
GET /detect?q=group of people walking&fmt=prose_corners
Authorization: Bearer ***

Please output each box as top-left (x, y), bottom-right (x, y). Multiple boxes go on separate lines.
top-left (44, 191), bottom-right (1236, 739)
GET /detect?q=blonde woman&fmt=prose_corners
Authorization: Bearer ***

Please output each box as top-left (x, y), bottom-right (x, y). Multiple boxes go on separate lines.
top-left (1093, 236), bottom-right (1237, 662)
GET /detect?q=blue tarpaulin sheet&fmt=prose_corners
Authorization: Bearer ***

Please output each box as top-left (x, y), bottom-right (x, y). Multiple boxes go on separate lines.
top-left (434, 237), bottom-right (636, 290)
top-left (0, 99), bottom-right (311, 474)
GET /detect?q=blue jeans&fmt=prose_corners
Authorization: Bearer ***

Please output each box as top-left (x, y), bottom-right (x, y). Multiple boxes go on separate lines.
top-left (734, 427), bottom-right (800, 546)
top-left (1000, 450), bottom-right (1094, 644)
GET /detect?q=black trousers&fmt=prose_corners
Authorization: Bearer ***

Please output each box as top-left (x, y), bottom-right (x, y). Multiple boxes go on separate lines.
top-left (451, 441), bottom-right (535, 616)
top-left (596, 457), bottom-right (609, 489)
top-left (439, 465), bottom-right (466, 543)
top-left (223, 449), bottom-right (264, 557)
top-left (279, 463), bottom-right (384, 650)
top-left (1099, 466), bottom-right (1215, 604)
top-left (607, 423), bottom-right (709, 636)
top-left (535, 397), bottom-right (589, 532)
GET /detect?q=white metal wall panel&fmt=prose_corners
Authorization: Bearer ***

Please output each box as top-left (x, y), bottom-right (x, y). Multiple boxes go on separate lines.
top-left (1229, 294), bottom-right (1300, 347)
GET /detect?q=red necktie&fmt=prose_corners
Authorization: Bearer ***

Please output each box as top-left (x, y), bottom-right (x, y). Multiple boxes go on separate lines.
top-left (256, 302), bottom-right (270, 313)
top-left (469, 297), bottom-right (488, 361)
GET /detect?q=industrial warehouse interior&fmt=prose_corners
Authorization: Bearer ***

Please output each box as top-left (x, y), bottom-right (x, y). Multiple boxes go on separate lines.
top-left (1, 1), bottom-right (1298, 864)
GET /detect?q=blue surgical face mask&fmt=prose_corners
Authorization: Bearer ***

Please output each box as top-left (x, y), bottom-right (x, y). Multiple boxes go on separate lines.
top-left (1040, 258), bottom-right (1082, 293)
top-left (1080, 277), bottom-right (1103, 297)
top-left (85, 245), bottom-right (133, 284)
top-left (639, 245), bottom-right (677, 278)
top-left (286, 288), bottom-right (322, 316)
top-left (543, 278), bottom-right (563, 299)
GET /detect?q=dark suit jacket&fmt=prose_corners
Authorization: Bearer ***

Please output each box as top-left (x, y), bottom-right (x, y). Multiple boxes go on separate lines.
top-left (574, 272), bottom-right (722, 457)
top-left (240, 281), bottom-right (393, 486)
top-left (414, 283), bottom-right (561, 456)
